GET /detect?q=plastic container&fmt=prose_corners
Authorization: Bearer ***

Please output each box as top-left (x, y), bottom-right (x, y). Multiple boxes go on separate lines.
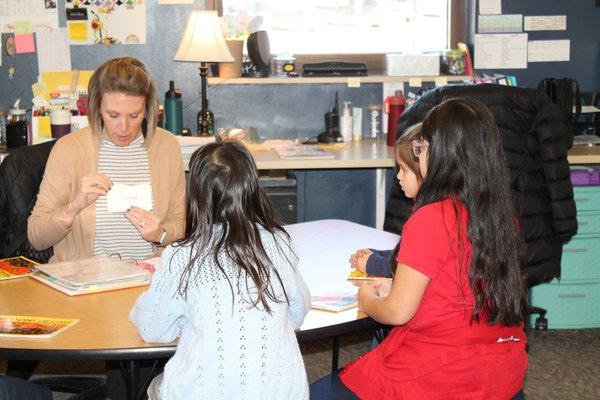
top-left (441, 49), bottom-right (466, 75)
top-left (6, 101), bottom-right (28, 149)
top-left (164, 81), bottom-right (183, 135)
top-left (384, 91), bottom-right (406, 147)
top-left (340, 101), bottom-right (353, 142)
top-left (570, 166), bottom-right (600, 186)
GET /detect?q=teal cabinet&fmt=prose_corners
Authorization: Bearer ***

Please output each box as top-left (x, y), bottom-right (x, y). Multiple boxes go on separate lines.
top-left (531, 186), bottom-right (600, 329)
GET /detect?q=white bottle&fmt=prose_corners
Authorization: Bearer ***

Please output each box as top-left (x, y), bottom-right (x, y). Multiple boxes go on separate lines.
top-left (340, 101), bottom-right (353, 142)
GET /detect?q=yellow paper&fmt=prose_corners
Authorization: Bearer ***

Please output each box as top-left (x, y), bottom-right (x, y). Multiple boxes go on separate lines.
top-left (42, 71), bottom-right (94, 100)
top-left (38, 117), bottom-right (51, 138)
top-left (31, 83), bottom-right (47, 98)
top-left (13, 20), bottom-right (33, 35)
top-left (434, 77), bottom-right (448, 87)
top-left (68, 22), bottom-right (88, 42)
top-left (409, 78), bottom-right (422, 87)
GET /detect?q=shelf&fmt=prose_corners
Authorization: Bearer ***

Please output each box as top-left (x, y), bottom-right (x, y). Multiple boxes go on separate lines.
top-left (208, 74), bottom-right (471, 85)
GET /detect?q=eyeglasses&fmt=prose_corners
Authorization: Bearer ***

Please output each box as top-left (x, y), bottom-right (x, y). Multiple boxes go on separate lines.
top-left (411, 140), bottom-right (428, 157)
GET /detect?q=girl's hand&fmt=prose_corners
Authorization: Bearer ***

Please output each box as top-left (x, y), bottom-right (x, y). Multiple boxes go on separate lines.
top-left (125, 206), bottom-right (163, 243)
top-left (70, 173), bottom-right (112, 214)
top-left (357, 282), bottom-right (378, 311)
top-left (349, 249), bottom-right (373, 273)
top-left (372, 278), bottom-right (393, 298)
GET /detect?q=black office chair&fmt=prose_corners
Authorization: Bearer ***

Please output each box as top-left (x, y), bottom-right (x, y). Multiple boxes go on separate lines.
top-left (575, 92), bottom-right (600, 136)
top-left (0, 141), bottom-right (105, 399)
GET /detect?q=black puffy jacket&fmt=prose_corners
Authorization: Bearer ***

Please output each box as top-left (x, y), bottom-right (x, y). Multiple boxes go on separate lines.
top-left (384, 84), bottom-right (577, 287)
top-left (0, 140), bottom-right (55, 261)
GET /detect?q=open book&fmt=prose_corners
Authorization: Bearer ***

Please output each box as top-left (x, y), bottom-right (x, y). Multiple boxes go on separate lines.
top-left (0, 256), bottom-right (39, 281)
top-left (31, 256), bottom-right (158, 296)
top-left (311, 289), bottom-right (358, 312)
top-left (0, 315), bottom-right (79, 339)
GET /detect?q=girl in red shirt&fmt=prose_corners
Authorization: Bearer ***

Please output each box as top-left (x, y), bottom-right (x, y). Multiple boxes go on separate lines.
top-left (311, 98), bottom-right (528, 400)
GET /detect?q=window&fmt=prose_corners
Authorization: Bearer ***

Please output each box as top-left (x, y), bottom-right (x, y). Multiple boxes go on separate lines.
top-left (219, 0), bottom-right (451, 56)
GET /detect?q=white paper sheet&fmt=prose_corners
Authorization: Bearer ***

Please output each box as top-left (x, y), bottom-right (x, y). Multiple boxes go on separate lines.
top-left (0, 0), bottom-right (59, 32)
top-left (478, 14), bottom-right (522, 33)
top-left (474, 34), bottom-right (528, 69)
top-left (524, 16), bottom-right (567, 31)
top-left (106, 183), bottom-right (152, 213)
top-left (35, 27), bottom-right (71, 73)
top-left (479, 0), bottom-right (501, 15)
top-left (528, 40), bottom-right (570, 62)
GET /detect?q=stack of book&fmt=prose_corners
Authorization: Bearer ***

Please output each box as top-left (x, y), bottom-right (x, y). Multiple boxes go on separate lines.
top-left (31, 257), bottom-right (157, 296)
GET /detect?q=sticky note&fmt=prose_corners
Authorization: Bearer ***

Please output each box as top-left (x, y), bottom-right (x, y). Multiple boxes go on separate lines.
top-left (13, 20), bottom-right (33, 35)
top-left (408, 78), bottom-right (422, 87)
top-left (347, 78), bottom-right (361, 88)
top-left (68, 22), bottom-right (88, 42)
top-left (15, 34), bottom-right (35, 54)
top-left (434, 77), bottom-right (448, 87)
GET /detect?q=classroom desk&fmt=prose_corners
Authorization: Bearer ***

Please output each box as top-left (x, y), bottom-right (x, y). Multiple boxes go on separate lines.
top-left (0, 220), bottom-right (398, 399)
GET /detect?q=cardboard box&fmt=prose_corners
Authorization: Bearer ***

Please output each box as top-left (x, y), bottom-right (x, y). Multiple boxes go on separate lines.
top-left (385, 53), bottom-right (440, 77)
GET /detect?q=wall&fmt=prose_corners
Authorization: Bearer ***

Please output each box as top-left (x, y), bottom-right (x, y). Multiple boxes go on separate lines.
top-left (470, 0), bottom-right (600, 92)
top-left (1, 1), bottom-right (598, 227)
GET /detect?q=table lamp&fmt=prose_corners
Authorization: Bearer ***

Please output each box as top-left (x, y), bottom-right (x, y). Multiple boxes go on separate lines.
top-left (174, 10), bottom-right (234, 136)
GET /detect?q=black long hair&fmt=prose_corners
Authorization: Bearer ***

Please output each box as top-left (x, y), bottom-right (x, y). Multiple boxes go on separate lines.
top-left (415, 97), bottom-right (526, 326)
top-left (175, 140), bottom-right (291, 313)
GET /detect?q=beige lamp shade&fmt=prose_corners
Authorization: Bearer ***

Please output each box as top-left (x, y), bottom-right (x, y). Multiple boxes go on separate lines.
top-left (174, 10), bottom-right (234, 63)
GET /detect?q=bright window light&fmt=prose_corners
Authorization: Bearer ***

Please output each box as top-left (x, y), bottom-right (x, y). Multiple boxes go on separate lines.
top-left (221, 0), bottom-right (449, 56)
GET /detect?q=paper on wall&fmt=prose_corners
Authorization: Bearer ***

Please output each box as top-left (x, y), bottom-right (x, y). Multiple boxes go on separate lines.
top-left (0, 0), bottom-right (59, 32)
top-left (524, 16), bottom-right (567, 31)
top-left (479, 0), bottom-right (501, 15)
top-left (107, 183), bottom-right (153, 213)
top-left (528, 40), bottom-right (570, 62)
top-left (158, 0), bottom-right (193, 3)
top-left (36, 28), bottom-right (71, 74)
top-left (478, 14), bottom-right (522, 33)
top-left (474, 34), bottom-right (528, 69)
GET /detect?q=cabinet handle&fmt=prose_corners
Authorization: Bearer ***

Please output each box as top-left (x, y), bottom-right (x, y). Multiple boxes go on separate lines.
top-left (575, 197), bottom-right (589, 202)
top-left (557, 293), bottom-right (586, 298)
top-left (577, 221), bottom-right (588, 225)
top-left (563, 248), bottom-right (588, 253)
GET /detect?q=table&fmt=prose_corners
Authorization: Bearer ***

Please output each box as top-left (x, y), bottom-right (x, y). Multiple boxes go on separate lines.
top-left (0, 220), bottom-right (398, 399)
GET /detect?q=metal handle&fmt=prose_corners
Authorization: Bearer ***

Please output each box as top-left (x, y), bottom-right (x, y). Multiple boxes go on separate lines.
top-left (557, 293), bottom-right (586, 298)
top-left (575, 197), bottom-right (589, 202)
top-left (563, 248), bottom-right (588, 253)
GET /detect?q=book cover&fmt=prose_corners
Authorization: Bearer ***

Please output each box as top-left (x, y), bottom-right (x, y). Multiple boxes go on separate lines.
top-left (0, 256), bottom-right (39, 281)
top-left (0, 315), bottom-right (79, 339)
top-left (311, 290), bottom-right (358, 312)
top-left (31, 256), bottom-right (153, 296)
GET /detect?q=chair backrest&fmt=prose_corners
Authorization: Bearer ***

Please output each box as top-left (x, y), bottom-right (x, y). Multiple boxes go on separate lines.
top-left (0, 140), bottom-right (56, 262)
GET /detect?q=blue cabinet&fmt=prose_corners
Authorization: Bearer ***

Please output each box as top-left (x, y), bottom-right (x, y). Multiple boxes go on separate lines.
top-left (531, 186), bottom-right (600, 329)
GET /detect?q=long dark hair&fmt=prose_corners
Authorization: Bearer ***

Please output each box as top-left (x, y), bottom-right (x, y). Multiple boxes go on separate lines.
top-left (175, 141), bottom-right (291, 313)
top-left (415, 97), bottom-right (526, 326)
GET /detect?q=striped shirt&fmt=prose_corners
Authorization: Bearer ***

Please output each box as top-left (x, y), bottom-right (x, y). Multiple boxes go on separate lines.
top-left (94, 134), bottom-right (154, 260)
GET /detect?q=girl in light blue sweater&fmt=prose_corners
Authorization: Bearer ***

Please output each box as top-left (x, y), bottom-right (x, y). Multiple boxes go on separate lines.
top-left (130, 141), bottom-right (311, 400)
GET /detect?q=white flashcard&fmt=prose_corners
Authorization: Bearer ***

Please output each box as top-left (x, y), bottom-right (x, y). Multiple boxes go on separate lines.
top-left (524, 16), bottom-right (567, 31)
top-left (106, 183), bottom-right (152, 213)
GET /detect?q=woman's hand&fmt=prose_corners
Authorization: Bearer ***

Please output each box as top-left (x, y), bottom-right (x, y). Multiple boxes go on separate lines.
top-left (125, 206), bottom-right (163, 243)
top-left (65, 173), bottom-right (112, 219)
top-left (349, 248), bottom-right (373, 273)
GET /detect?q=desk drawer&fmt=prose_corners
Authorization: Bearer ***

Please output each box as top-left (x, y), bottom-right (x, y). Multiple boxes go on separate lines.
top-left (573, 186), bottom-right (600, 211)
top-left (576, 212), bottom-right (600, 236)
top-left (561, 237), bottom-right (600, 282)
top-left (531, 281), bottom-right (600, 329)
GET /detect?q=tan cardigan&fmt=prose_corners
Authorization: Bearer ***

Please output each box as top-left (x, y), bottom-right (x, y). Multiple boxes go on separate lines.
top-left (28, 126), bottom-right (186, 262)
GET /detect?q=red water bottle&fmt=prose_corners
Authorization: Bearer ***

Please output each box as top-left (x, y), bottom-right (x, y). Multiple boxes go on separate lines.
top-left (385, 90), bottom-right (406, 147)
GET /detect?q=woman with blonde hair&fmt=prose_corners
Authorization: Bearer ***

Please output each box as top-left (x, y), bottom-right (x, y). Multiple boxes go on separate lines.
top-left (28, 56), bottom-right (185, 262)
